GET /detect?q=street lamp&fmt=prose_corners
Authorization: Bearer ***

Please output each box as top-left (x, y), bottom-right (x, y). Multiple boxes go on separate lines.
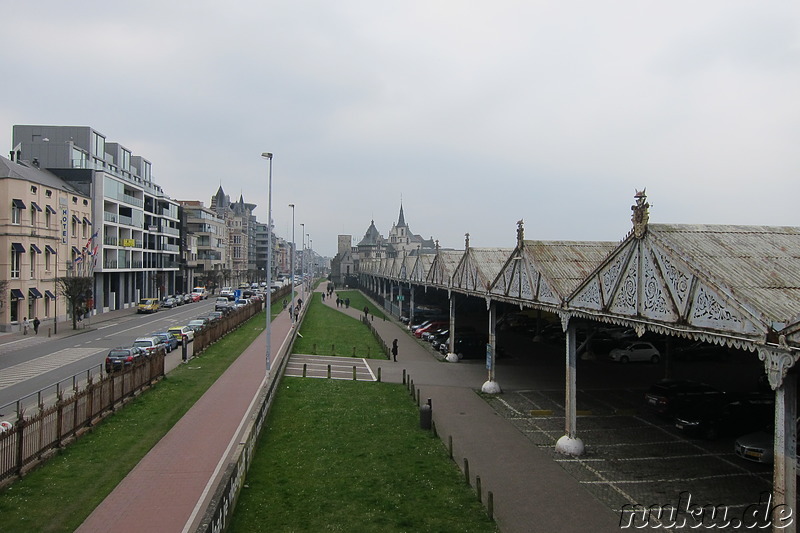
top-left (305, 232), bottom-right (310, 293)
top-left (300, 223), bottom-right (305, 305)
top-left (261, 152), bottom-right (273, 372)
top-left (289, 203), bottom-right (295, 323)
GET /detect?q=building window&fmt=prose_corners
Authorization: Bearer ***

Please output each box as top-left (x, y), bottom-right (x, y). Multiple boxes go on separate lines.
top-left (72, 218), bottom-right (77, 236)
top-left (10, 243), bottom-right (24, 279)
top-left (9, 293), bottom-right (19, 323)
top-left (45, 249), bottom-right (52, 271)
top-left (45, 189), bottom-right (52, 198)
top-left (31, 185), bottom-right (37, 194)
top-left (30, 249), bottom-right (37, 278)
top-left (12, 199), bottom-right (25, 224)
top-left (45, 208), bottom-right (51, 227)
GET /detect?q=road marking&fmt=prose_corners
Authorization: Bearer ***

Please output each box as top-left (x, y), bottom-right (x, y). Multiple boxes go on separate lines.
top-left (0, 348), bottom-right (103, 390)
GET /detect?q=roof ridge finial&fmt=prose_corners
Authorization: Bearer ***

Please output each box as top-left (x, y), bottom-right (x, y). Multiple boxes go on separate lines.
top-left (631, 189), bottom-right (650, 239)
top-left (516, 219), bottom-right (524, 247)
top-left (465, 232), bottom-right (470, 249)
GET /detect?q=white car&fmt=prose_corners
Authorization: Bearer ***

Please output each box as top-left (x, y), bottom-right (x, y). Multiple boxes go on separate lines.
top-left (609, 342), bottom-right (660, 363)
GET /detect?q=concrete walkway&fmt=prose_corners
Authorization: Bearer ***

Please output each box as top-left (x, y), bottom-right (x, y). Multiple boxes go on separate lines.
top-left (326, 288), bottom-right (621, 533)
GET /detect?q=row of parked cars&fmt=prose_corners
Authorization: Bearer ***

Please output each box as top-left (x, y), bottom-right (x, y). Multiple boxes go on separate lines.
top-left (644, 378), bottom-right (778, 463)
top-left (408, 316), bottom-right (489, 360)
top-left (138, 292), bottom-right (206, 314)
top-left (104, 308), bottom-right (238, 373)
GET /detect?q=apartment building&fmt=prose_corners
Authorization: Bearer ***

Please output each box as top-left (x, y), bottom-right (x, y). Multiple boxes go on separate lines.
top-left (179, 200), bottom-right (226, 289)
top-left (0, 155), bottom-right (92, 332)
top-left (12, 125), bottom-right (181, 312)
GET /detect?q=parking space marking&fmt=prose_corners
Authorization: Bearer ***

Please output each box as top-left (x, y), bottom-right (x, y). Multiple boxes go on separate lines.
top-left (0, 348), bottom-right (103, 390)
top-left (285, 354), bottom-right (376, 381)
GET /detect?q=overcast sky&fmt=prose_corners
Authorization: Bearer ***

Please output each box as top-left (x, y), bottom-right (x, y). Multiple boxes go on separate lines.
top-left (2, 1), bottom-right (798, 257)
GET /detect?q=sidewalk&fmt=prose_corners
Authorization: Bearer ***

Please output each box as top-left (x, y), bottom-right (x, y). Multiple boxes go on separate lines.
top-left (327, 289), bottom-right (621, 533)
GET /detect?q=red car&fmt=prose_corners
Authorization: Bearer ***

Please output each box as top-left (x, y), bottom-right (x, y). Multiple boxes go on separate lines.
top-left (414, 321), bottom-right (448, 338)
top-left (190, 293), bottom-right (202, 302)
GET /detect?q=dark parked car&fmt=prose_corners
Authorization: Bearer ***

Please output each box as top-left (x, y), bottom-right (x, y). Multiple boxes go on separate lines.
top-left (644, 380), bottom-right (725, 417)
top-left (161, 297), bottom-right (177, 309)
top-left (441, 335), bottom-right (489, 359)
top-left (105, 346), bottom-right (146, 373)
top-left (674, 393), bottom-right (773, 440)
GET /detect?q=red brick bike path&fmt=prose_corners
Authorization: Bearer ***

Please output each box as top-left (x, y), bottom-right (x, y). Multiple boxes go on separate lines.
top-left (76, 308), bottom-right (295, 533)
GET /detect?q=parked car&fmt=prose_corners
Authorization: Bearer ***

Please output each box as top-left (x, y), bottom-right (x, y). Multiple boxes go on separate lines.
top-left (152, 331), bottom-right (178, 352)
top-left (215, 297), bottom-right (231, 312)
top-left (644, 379), bottom-right (725, 417)
top-left (414, 321), bottom-right (449, 338)
top-left (674, 393), bottom-right (773, 440)
top-left (192, 287), bottom-right (209, 300)
top-left (173, 294), bottom-right (184, 306)
top-left (168, 325), bottom-right (195, 345)
top-left (735, 417), bottom-right (799, 464)
top-left (220, 287), bottom-right (235, 300)
top-left (449, 336), bottom-right (489, 359)
top-left (189, 293), bottom-right (202, 303)
top-left (132, 336), bottom-right (167, 357)
top-left (187, 319), bottom-right (207, 331)
top-left (206, 311), bottom-right (224, 322)
top-left (137, 298), bottom-right (160, 314)
top-left (105, 346), bottom-right (146, 373)
top-left (161, 297), bottom-right (176, 309)
top-left (609, 342), bottom-right (660, 363)
top-left (422, 327), bottom-right (447, 342)
top-left (183, 293), bottom-right (193, 304)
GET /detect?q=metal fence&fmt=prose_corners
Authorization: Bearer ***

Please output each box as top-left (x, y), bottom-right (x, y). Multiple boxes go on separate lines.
top-left (0, 352), bottom-right (165, 486)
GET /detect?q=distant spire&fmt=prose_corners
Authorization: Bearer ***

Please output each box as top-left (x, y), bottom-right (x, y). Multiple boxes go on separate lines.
top-left (397, 202), bottom-right (406, 227)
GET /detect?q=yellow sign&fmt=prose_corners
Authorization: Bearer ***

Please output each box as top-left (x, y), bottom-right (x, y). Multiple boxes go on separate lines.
top-left (122, 239), bottom-right (136, 247)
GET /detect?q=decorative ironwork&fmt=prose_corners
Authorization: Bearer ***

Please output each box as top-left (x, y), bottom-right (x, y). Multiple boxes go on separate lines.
top-left (631, 189), bottom-right (649, 239)
top-left (691, 286), bottom-right (744, 329)
top-left (610, 248), bottom-right (639, 314)
top-left (654, 246), bottom-right (691, 312)
top-left (516, 219), bottom-right (524, 247)
top-left (758, 344), bottom-right (797, 390)
top-left (601, 251), bottom-right (627, 304)
top-left (573, 278), bottom-right (601, 309)
top-left (642, 249), bottom-right (670, 318)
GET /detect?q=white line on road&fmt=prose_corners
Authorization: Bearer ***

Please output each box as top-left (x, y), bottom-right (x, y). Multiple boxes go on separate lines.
top-left (0, 348), bottom-right (104, 390)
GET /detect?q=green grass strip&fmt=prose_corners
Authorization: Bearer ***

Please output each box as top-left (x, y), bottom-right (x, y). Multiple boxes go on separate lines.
top-left (0, 307), bottom-right (274, 533)
top-left (334, 289), bottom-right (386, 320)
top-left (293, 292), bottom-right (385, 358)
top-left (228, 378), bottom-right (498, 533)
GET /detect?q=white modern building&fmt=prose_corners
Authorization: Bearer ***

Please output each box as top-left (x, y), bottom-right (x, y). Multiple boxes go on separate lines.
top-left (12, 125), bottom-right (181, 312)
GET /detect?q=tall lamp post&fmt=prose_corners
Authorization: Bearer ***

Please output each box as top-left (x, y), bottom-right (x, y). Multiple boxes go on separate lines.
top-left (261, 152), bottom-right (273, 372)
top-left (309, 238), bottom-right (313, 280)
top-left (300, 223), bottom-right (305, 305)
top-left (289, 203), bottom-right (295, 324)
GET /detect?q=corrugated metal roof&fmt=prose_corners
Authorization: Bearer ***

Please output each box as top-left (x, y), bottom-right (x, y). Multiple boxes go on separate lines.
top-left (650, 224), bottom-right (800, 324)
top-left (454, 248), bottom-right (511, 293)
top-left (523, 240), bottom-right (617, 298)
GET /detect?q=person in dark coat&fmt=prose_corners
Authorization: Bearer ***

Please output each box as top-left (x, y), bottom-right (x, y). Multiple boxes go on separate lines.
top-left (33, 317), bottom-right (41, 335)
top-left (391, 339), bottom-right (398, 362)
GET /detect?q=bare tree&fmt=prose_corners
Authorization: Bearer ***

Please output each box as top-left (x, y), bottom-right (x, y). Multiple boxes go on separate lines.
top-left (56, 275), bottom-right (93, 330)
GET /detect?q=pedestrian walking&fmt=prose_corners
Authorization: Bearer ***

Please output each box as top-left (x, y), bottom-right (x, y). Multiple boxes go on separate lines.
top-left (321, 293), bottom-right (325, 302)
top-left (33, 317), bottom-right (40, 335)
top-left (22, 317), bottom-right (29, 335)
top-left (345, 298), bottom-right (350, 309)
top-left (363, 305), bottom-right (369, 319)
top-left (391, 339), bottom-right (398, 362)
